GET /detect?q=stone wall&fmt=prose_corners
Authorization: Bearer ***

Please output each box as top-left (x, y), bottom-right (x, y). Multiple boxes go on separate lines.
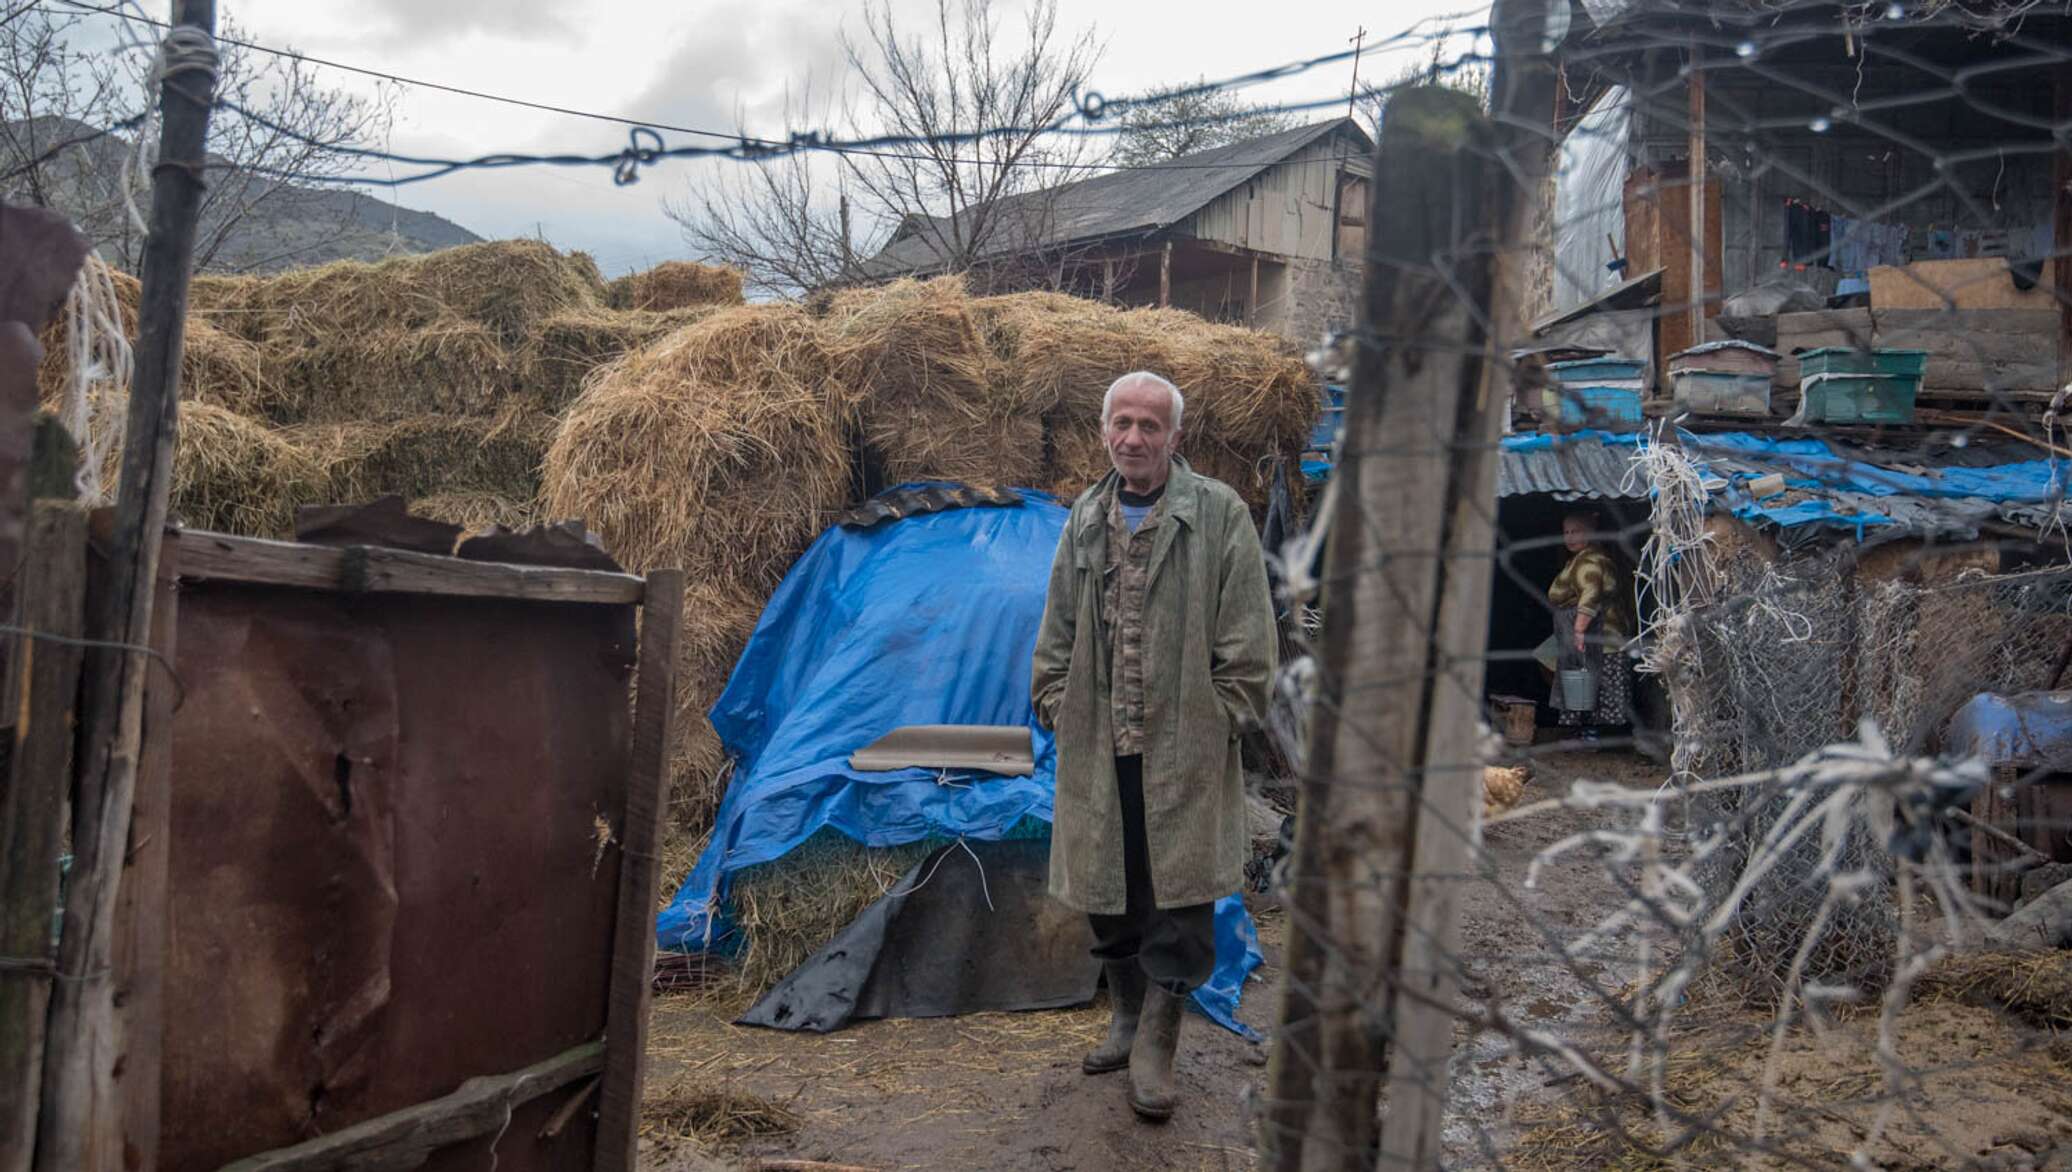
top-left (1273, 258), bottom-right (1363, 348)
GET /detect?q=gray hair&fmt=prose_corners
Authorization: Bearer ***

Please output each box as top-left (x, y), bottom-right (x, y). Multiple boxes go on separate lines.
top-left (1101, 370), bottom-right (1184, 430)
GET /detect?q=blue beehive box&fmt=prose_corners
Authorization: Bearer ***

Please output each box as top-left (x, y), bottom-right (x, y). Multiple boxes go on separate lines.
top-left (1543, 357), bottom-right (1645, 428)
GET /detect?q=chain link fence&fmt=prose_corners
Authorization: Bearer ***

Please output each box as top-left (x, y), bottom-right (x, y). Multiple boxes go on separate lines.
top-left (1257, 0), bottom-right (2072, 1167)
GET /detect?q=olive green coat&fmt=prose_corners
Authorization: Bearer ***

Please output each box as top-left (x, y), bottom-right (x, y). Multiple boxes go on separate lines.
top-left (1031, 459), bottom-right (1277, 914)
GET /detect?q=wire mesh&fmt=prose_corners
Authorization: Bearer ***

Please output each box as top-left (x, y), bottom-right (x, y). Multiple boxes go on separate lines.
top-left (1259, 1), bottom-right (2072, 1168)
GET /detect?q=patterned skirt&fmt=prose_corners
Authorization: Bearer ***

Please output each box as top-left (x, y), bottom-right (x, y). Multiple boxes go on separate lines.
top-left (1555, 647), bottom-right (1634, 728)
top-left (1548, 607), bottom-right (1633, 728)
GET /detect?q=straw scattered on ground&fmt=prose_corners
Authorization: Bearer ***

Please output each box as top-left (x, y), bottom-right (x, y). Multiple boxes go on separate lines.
top-left (642, 1079), bottom-right (801, 1148)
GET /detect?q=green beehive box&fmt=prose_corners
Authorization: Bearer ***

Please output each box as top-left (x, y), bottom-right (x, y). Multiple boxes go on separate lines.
top-left (1796, 346), bottom-right (1928, 379)
top-left (1798, 371), bottom-right (1919, 424)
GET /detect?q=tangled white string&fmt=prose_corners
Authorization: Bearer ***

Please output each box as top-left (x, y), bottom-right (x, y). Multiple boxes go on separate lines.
top-left (58, 253), bottom-right (133, 505)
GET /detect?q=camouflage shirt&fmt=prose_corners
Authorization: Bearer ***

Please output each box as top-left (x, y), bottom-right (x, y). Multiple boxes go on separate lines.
top-left (1103, 487), bottom-right (1165, 755)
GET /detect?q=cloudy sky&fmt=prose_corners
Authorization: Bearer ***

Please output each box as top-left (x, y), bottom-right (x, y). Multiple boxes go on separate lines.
top-left (113, 0), bottom-right (1486, 275)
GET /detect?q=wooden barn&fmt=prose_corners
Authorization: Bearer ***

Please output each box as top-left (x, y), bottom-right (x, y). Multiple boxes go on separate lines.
top-left (859, 117), bottom-right (1374, 345)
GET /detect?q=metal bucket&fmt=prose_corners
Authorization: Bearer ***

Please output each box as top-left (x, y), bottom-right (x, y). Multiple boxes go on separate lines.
top-left (1559, 668), bottom-right (1598, 713)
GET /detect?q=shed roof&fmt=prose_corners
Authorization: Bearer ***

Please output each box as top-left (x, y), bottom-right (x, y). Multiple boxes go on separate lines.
top-left (860, 117), bottom-right (1373, 279)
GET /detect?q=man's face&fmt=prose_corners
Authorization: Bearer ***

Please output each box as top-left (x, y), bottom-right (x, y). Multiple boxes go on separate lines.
top-left (1104, 382), bottom-right (1179, 487)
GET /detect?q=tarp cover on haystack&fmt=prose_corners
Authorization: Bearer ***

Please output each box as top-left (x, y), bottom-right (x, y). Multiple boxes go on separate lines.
top-left (655, 485), bottom-right (1264, 1036)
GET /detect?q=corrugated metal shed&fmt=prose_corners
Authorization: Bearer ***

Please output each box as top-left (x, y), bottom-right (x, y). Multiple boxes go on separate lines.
top-left (1498, 435), bottom-right (1646, 499)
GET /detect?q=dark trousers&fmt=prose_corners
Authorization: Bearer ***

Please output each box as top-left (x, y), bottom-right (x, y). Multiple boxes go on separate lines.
top-left (1088, 755), bottom-right (1217, 996)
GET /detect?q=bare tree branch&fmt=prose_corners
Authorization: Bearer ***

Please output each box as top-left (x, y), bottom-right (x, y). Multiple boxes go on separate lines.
top-left (0, 9), bottom-right (397, 273)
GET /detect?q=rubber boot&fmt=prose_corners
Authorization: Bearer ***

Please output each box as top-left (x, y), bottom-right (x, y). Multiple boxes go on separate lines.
top-left (1128, 983), bottom-right (1185, 1121)
top-left (1082, 959), bottom-right (1145, 1074)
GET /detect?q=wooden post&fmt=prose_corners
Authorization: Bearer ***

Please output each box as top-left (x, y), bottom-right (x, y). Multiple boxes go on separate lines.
top-left (1102, 256), bottom-right (1117, 304)
top-left (594, 570), bottom-right (683, 1172)
top-left (36, 5), bottom-right (216, 1167)
top-left (0, 503), bottom-right (88, 1172)
top-left (1377, 1), bottom-right (1554, 1163)
top-left (1687, 40), bottom-right (1707, 362)
top-left (1159, 240), bottom-right (1172, 308)
top-left (111, 549), bottom-right (179, 1172)
top-left (1261, 86), bottom-right (1498, 1172)
top-left (2053, 64), bottom-right (2070, 395)
top-left (1250, 255), bottom-right (1261, 327)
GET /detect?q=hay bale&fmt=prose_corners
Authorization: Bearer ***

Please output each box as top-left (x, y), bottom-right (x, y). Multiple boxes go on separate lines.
top-left (527, 306), bottom-right (719, 410)
top-left (827, 277), bottom-right (1045, 490)
top-left (241, 240), bottom-right (606, 350)
top-left (724, 828), bottom-right (940, 993)
top-left (294, 406), bottom-right (554, 506)
top-left (607, 261), bottom-right (745, 311)
top-left (34, 269), bottom-right (271, 418)
top-left (541, 304), bottom-right (853, 595)
top-left (168, 403), bottom-right (328, 538)
top-left (668, 581), bottom-right (764, 837)
top-left (971, 294), bottom-right (1316, 510)
top-left (407, 491), bottom-right (538, 533)
top-left (264, 317), bottom-right (515, 423)
top-left (1918, 950), bottom-right (2072, 1031)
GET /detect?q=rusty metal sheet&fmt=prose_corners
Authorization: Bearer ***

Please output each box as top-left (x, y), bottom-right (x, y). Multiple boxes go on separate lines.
top-left (158, 583), bottom-right (636, 1171)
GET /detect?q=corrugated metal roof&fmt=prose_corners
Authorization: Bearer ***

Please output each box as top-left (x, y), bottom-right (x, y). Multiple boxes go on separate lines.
top-left (1498, 435), bottom-right (1647, 499)
top-left (860, 118), bottom-right (1372, 279)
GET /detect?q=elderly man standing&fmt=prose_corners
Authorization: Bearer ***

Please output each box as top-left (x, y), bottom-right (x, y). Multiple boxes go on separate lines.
top-left (1031, 370), bottom-right (1277, 1122)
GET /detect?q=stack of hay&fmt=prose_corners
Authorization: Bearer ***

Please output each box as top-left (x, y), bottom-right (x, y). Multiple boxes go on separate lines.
top-left (544, 274), bottom-right (1318, 985)
top-left (35, 245), bottom-right (747, 536)
top-left (39, 248), bottom-right (1318, 990)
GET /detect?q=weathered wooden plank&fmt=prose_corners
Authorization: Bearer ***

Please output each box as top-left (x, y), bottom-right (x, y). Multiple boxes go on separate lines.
top-left (214, 1040), bottom-right (606, 1172)
top-left (594, 570), bottom-right (683, 1172)
top-left (0, 502), bottom-right (88, 1172)
top-left (1378, 7), bottom-right (1546, 1162)
top-left (175, 531), bottom-right (645, 606)
top-left (1868, 259), bottom-right (2057, 312)
top-left (1262, 85), bottom-right (1497, 1172)
top-left (111, 542), bottom-right (179, 1172)
top-left (38, 9), bottom-right (214, 1163)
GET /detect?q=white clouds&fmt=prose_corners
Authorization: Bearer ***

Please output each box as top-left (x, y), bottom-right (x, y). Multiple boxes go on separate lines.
top-left (203, 0), bottom-right (1485, 275)
top-left (356, 0), bottom-right (576, 45)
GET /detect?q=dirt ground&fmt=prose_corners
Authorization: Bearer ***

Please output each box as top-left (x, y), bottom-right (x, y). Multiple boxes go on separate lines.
top-left (637, 750), bottom-right (2072, 1170)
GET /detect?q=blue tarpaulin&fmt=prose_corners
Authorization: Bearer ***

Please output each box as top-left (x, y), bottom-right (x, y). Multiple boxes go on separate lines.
top-left (1491, 428), bottom-right (2064, 535)
top-left (655, 487), bottom-right (1264, 1037)
top-left (1947, 692), bottom-right (2072, 770)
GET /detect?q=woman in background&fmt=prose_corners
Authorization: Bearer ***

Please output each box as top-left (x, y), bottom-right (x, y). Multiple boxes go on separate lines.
top-left (1539, 510), bottom-right (1634, 742)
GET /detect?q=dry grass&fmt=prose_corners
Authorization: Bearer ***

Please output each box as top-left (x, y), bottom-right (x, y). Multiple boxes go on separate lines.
top-left (263, 317), bottom-right (516, 423)
top-left (609, 261), bottom-right (746, 312)
top-left (407, 490), bottom-right (539, 533)
top-left (724, 829), bottom-right (942, 995)
top-left (643, 1078), bottom-right (801, 1147)
top-left (1917, 948), bottom-right (2072, 1031)
top-left (541, 304), bottom-right (854, 596)
top-left (528, 305), bottom-right (719, 409)
top-left (971, 293), bottom-right (1316, 509)
top-left (667, 580), bottom-right (765, 837)
top-left (827, 276), bottom-right (1045, 491)
top-left (167, 402), bottom-right (329, 538)
top-left (34, 269), bottom-right (270, 418)
top-left (291, 405), bottom-right (554, 506)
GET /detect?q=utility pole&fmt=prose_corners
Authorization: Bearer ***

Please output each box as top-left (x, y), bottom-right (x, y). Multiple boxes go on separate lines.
top-left (1346, 26), bottom-right (1368, 117)
top-left (35, 3), bottom-right (217, 1168)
